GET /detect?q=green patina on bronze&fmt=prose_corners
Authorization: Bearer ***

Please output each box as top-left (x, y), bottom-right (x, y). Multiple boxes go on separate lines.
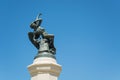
top-left (34, 52), bottom-right (56, 59)
top-left (28, 14), bottom-right (56, 59)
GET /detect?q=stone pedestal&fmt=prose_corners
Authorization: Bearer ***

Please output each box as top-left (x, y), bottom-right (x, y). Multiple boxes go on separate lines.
top-left (28, 57), bottom-right (62, 80)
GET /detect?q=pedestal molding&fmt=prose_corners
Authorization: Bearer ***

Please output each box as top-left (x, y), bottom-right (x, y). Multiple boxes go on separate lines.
top-left (28, 57), bottom-right (62, 80)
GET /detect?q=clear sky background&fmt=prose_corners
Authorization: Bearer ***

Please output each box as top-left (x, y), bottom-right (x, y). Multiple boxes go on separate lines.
top-left (0, 0), bottom-right (120, 80)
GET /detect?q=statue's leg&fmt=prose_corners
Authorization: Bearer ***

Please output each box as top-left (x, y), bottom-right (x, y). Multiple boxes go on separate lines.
top-left (28, 32), bottom-right (39, 49)
top-left (42, 32), bottom-right (54, 39)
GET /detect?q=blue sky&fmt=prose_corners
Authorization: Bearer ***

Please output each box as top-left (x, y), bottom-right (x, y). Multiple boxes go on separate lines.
top-left (0, 0), bottom-right (120, 80)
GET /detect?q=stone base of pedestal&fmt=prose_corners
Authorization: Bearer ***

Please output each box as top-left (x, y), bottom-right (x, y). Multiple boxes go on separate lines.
top-left (28, 57), bottom-right (62, 80)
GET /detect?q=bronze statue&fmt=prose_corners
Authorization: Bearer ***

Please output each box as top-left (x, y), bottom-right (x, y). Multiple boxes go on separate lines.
top-left (28, 14), bottom-right (56, 59)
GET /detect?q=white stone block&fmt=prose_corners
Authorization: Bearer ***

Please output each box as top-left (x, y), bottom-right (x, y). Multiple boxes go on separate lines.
top-left (28, 57), bottom-right (62, 80)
